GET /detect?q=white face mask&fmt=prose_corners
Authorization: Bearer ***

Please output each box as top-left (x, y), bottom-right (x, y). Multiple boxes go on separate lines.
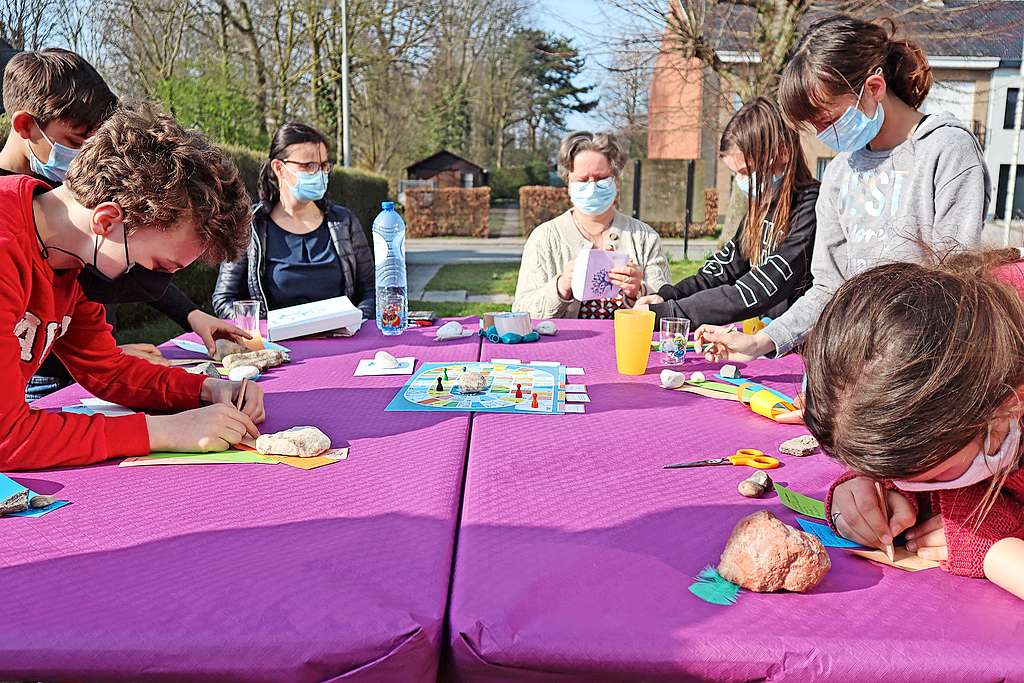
top-left (894, 419), bottom-right (1021, 491)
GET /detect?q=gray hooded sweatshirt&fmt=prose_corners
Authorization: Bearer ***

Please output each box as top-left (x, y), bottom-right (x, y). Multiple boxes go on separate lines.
top-left (764, 111), bottom-right (991, 356)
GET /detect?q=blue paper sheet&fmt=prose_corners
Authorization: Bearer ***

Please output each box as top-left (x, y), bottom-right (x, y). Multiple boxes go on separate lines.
top-left (0, 474), bottom-right (70, 518)
top-left (796, 517), bottom-right (865, 548)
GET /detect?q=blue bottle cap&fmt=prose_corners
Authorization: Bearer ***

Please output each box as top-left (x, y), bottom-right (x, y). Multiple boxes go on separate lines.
top-left (381, 201), bottom-right (395, 210)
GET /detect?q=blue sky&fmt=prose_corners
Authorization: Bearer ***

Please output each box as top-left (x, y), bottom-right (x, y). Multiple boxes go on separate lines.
top-left (533, 0), bottom-right (645, 132)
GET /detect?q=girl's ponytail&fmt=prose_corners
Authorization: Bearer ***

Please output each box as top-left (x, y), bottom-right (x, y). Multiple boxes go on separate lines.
top-left (879, 18), bottom-right (933, 108)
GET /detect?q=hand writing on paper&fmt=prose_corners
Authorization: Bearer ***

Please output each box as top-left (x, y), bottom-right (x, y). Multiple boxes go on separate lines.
top-left (831, 477), bottom-right (917, 550)
top-left (146, 404), bottom-right (260, 453)
top-left (201, 378), bottom-right (266, 424)
top-left (694, 325), bottom-right (774, 362)
top-left (905, 515), bottom-right (947, 562)
top-left (608, 262), bottom-right (643, 300)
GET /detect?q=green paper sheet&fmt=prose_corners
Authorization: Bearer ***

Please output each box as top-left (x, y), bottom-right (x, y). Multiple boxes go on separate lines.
top-left (774, 483), bottom-right (827, 520)
top-left (120, 450), bottom-right (277, 467)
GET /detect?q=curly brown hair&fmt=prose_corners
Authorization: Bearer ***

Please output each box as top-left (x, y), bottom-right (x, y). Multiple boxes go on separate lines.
top-left (64, 103), bottom-right (252, 263)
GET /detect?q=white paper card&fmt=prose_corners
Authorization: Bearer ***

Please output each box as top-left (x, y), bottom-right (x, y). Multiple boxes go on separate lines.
top-left (529, 361), bottom-right (560, 367)
top-left (564, 403), bottom-right (586, 413)
top-left (565, 367), bottom-right (585, 376)
top-left (564, 384), bottom-right (587, 393)
top-left (354, 357), bottom-right (416, 376)
top-left (491, 358), bottom-right (521, 365)
top-left (566, 394), bottom-right (590, 403)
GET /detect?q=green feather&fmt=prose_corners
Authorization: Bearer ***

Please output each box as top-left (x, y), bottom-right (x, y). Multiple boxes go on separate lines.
top-left (688, 566), bottom-right (740, 606)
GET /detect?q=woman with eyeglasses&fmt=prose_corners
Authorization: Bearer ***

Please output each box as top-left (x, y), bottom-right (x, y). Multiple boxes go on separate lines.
top-left (213, 122), bottom-right (375, 320)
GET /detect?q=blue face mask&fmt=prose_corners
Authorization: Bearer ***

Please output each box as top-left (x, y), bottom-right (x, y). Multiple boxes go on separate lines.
top-left (736, 172), bottom-right (784, 196)
top-left (569, 177), bottom-right (617, 216)
top-left (817, 75), bottom-right (885, 153)
top-left (289, 170), bottom-right (329, 202)
top-left (27, 122), bottom-right (80, 182)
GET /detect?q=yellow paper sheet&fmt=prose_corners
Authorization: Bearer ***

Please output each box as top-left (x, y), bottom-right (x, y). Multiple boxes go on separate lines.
top-left (848, 547), bottom-right (940, 572)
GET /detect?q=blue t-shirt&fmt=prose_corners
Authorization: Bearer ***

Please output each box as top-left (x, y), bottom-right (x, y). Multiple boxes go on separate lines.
top-left (265, 219), bottom-right (343, 309)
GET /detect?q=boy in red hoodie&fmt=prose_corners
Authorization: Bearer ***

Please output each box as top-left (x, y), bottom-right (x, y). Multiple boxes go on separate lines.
top-left (0, 102), bottom-right (263, 470)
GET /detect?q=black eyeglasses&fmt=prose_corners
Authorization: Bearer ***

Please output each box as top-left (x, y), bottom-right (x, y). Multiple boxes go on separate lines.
top-left (281, 159), bottom-right (334, 174)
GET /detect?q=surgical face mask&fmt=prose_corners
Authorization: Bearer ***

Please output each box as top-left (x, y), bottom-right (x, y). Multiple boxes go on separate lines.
top-left (26, 121), bottom-right (80, 182)
top-left (736, 172), bottom-right (784, 196)
top-left (288, 169), bottom-right (329, 202)
top-left (569, 177), bottom-right (617, 216)
top-left (816, 74), bottom-right (885, 153)
top-left (77, 224), bottom-right (174, 304)
top-left (894, 418), bottom-right (1022, 492)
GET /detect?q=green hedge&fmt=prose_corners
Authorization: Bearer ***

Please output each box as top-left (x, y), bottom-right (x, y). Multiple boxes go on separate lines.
top-left (488, 161), bottom-right (550, 201)
top-left (114, 145), bottom-right (388, 336)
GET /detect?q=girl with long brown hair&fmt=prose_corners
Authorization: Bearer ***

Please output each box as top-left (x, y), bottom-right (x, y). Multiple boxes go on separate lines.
top-left (695, 15), bottom-right (989, 365)
top-left (635, 97), bottom-right (819, 326)
top-left (802, 250), bottom-right (1024, 599)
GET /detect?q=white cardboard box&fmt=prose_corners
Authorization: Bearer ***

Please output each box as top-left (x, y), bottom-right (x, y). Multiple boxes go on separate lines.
top-left (267, 296), bottom-right (363, 342)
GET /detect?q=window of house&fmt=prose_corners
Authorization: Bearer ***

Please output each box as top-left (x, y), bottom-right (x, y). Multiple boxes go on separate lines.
top-left (1005, 88), bottom-right (1020, 130)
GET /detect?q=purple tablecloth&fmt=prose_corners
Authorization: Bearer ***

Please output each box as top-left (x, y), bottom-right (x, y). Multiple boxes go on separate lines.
top-left (4, 321), bottom-right (482, 682)
top-left (448, 319), bottom-right (1024, 682)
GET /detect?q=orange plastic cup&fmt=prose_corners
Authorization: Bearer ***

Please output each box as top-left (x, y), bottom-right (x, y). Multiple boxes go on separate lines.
top-left (614, 309), bottom-right (656, 375)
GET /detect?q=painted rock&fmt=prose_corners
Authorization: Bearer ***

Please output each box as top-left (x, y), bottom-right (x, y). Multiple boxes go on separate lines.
top-left (374, 350), bottom-right (400, 369)
top-left (458, 371), bottom-right (487, 394)
top-left (535, 320), bottom-right (557, 336)
top-left (718, 510), bottom-right (830, 592)
top-left (228, 365), bottom-right (260, 382)
top-left (255, 426), bottom-right (331, 457)
top-left (660, 369), bottom-right (686, 389)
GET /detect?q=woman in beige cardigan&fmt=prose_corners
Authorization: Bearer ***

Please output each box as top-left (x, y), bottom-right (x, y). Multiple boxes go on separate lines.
top-left (513, 131), bottom-right (670, 319)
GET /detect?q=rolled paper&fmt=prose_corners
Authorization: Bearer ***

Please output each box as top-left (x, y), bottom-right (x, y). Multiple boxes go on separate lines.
top-left (494, 312), bottom-right (532, 337)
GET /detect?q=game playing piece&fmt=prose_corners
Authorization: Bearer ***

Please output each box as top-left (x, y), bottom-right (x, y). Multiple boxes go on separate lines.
top-left (531, 393), bottom-right (539, 409)
top-left (515, 384), bottom-right (522, 399)
top-left (436, 377), bottom-right (444, 392)
top-left (443, 368), bottom-right (449, 381)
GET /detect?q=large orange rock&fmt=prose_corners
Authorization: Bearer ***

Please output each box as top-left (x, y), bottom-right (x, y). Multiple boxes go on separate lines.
top-left (718, 510), bottom-right (831, 592)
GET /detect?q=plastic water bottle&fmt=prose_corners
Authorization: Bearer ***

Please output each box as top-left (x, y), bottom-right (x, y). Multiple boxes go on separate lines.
top-left (372, 201), bottom-right (407, 335)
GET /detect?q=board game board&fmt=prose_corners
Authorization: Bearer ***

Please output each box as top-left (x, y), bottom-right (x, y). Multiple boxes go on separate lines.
top-left (385, 362), bottom-right (567, 414)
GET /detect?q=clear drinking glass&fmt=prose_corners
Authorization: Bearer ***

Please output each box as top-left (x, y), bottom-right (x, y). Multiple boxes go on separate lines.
top-left (660, 317), bottom-right (690, 365)
top-left (232, 300), bottom-right (263, 350)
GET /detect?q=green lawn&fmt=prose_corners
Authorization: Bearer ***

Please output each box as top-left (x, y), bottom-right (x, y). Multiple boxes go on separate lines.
top-left (425, 259), bottom-right (703, 297)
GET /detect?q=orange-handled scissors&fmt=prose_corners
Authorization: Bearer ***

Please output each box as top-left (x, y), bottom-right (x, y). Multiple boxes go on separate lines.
top-left (664, 448), bottom-right (780, 470)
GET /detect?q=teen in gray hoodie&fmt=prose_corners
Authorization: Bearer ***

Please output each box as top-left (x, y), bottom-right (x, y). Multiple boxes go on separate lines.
top-left (695, 15), bottom-right (990, 361)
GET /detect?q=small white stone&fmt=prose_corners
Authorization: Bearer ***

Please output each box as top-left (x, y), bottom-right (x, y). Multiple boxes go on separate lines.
top-left (458, 371), bottom-right (487, 394)
top-left (690, 371), bottom-right (706, 383)
top-left (660, 369), bottom-right (686, 389)
top-left (536, 320), bottom-right (557, 336)
top-left (228, 365), bottom-right (260, 382)
top-left (374, 350), bottom-right (399, 369)
top-left (436, 321), bottom-right (465, 340)
top-left (721, 364), bottom-right (740, 379)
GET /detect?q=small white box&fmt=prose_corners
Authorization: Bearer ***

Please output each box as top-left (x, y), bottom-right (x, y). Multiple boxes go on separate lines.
top-left (267, 296), bottom-right (363, 342)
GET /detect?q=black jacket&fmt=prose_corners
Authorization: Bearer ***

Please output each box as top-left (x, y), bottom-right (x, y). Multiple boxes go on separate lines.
top-left (213, 202), bottom-right (376, 320)
top-left (650, 182), bottom-right (819, 327)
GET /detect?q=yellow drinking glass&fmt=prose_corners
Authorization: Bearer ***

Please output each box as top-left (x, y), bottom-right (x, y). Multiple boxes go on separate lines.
top-left (614, 309), bottom-right (656, 375)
